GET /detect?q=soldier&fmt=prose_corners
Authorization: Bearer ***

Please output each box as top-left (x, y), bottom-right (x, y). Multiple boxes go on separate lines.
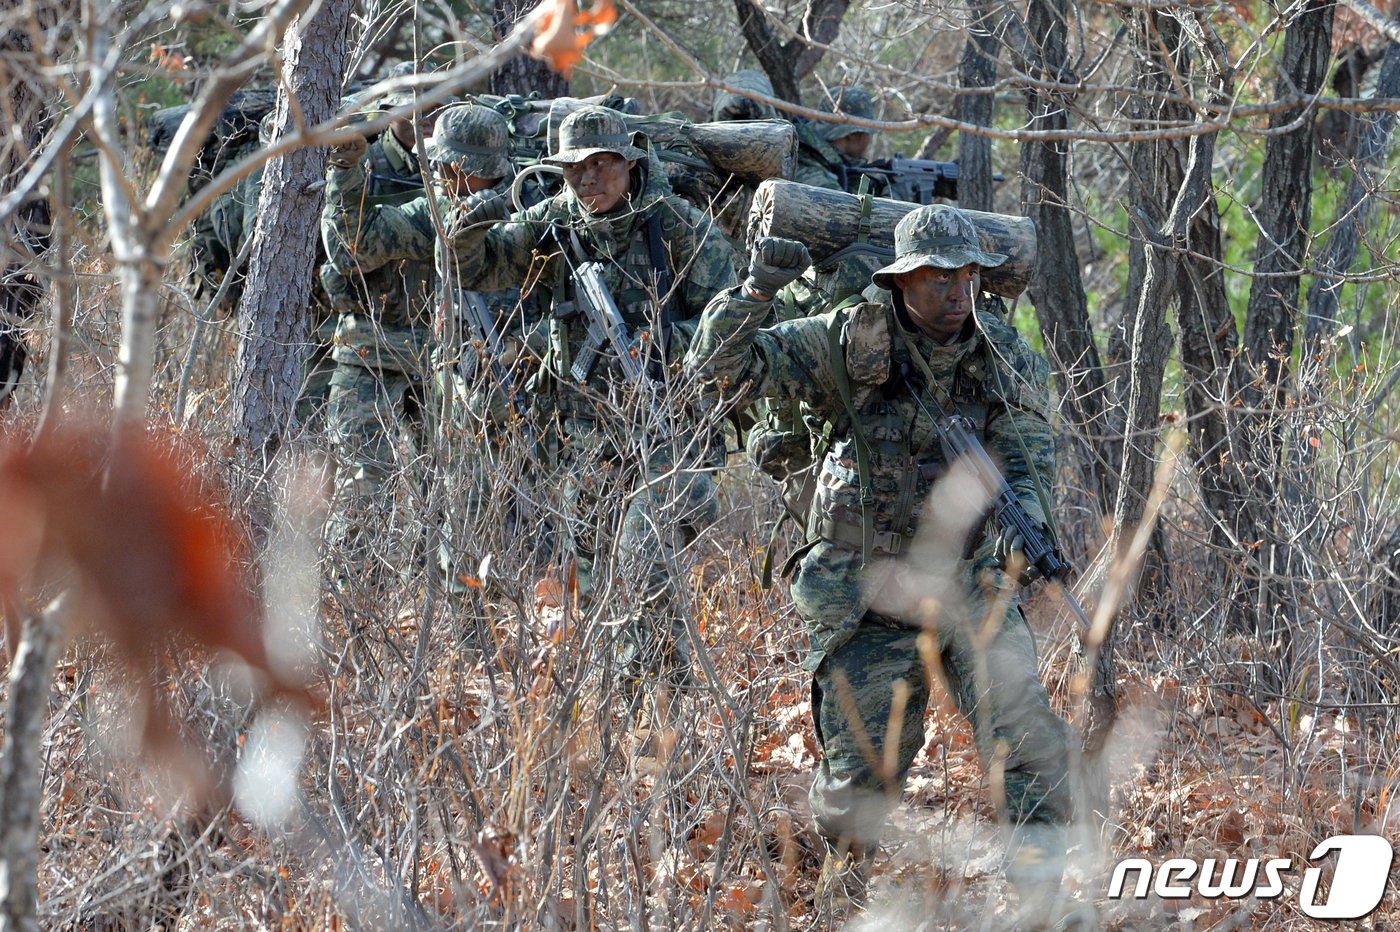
top-left (319, 70), bottom-right (448, 579)
top-left (318, 103), bottom-right (539, 595)
top-left (794, 85), bottom-right (887, 196)
top-left (190, 113), bottom-right (337, 429)
top-left (446, 105), bottom-right (738, 684)
top-left (687, 206), bottom-right (1078, 924)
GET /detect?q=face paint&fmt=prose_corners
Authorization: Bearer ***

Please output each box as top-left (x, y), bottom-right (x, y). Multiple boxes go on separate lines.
top-left (895, 264), bottom-right (981, 343)
top-left (561, 153), bottom-right (637, 215)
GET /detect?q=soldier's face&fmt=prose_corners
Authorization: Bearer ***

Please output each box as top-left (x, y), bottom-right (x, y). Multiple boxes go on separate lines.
top-left (832, 132), bottom-right (872, 160)
top-left (391, 108), bottom-right (441, 149)
top-left (896, 264), bottom-right (980, 342)
top-left (562, 152), bottom-right (637, 214)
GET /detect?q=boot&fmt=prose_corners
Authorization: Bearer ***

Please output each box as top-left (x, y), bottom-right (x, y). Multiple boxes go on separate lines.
top-left (814, 839), bottom-right (873, 923)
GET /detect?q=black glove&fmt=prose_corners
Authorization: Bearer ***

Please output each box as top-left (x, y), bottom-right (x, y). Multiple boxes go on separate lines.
top-left (454, 189), bottom-right (510, 235)
top-left (992, 524), bottom-right (1044, 587)
top-left (743, 236), bottom-right (811, 301)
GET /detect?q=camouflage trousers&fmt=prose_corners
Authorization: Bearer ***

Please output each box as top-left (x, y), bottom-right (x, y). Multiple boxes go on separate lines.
top-left (431, 350), bottom-right (548, 596)
top-left (808, 581), bottom-right (1073, 885)
top-left (559, 426), bottom-right (720, 685)
top-left (294, 319), bottom-right (340, 433)
top-left (324, 359), bottom-right (427, 579)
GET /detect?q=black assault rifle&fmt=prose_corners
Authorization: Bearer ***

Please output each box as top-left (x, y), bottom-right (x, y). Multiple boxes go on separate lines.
top-left (451, 289), bottom-right (537, 454)
top-left (567, 261), bottom-right (671, 436)
top-left (905, 381), bottom-right (1092, 629)
top-left (846, 157), bottom-right (1005, 205)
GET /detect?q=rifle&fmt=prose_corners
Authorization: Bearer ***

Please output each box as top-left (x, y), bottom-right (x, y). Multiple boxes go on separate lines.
top-left (450, 288), bottom-right (537, 453)
top-left (566, 261), bottom-right (671, 435)
top-left (904, 371), bottom-right (1092, 629)
top-left (847, 157), bottom-right (1005, 205)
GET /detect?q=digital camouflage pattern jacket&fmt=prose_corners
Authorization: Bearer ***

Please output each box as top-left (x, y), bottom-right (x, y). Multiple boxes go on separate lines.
top-left (321, 132), bottom-right (434, 372)
top-left (687, 289), bottom-right (1055, 668)
top-left (451, 153), bottom-right (739, 440)
top-left (792, 122), bottom-right (887, 197)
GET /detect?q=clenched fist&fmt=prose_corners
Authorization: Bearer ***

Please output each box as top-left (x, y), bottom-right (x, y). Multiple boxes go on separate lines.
top-left (743, 236), bottom-right (811, 301)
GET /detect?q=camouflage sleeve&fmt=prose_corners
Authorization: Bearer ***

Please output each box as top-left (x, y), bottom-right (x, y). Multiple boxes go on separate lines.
top-left (676, 209), bottom-right (739, 319)
top-left (449, 199), bottom-right (557, 294)
top-left (792, 157), bottom-right (842, 191)
top-left (321, 164), bottom-right (437, 275)
top-left (685, 287), bottom-right (845, 417)
top-left (984, 343), bottom-right (1056, 530)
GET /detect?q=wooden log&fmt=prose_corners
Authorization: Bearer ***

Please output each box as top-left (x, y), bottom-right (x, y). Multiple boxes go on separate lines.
top-left (539, 99), bottom-right (796, 184)
top-left (748, 179), bottom-right (1037, 298)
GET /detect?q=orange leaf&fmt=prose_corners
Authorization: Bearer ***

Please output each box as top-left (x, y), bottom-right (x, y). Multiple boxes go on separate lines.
top-left (529, 0), bottom-right (616, 78)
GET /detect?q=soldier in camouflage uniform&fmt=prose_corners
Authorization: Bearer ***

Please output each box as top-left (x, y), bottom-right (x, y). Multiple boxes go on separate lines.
top-left (320, 74), bottom-right (449, 577)
top-left (793, 86), bottom-right (887, 198)
top-left (190, 114), bottom-right (337, 428)
top-left (446, 105), bottom-right (738, 682)
top-left (687, 206), bottom-right (1075, 923)
top-left (316, 103), bottom-right (537, 594)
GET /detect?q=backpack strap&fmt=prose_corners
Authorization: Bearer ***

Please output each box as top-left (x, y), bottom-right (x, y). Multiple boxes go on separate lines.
top-left (827, 309), bottom-right (877, 565)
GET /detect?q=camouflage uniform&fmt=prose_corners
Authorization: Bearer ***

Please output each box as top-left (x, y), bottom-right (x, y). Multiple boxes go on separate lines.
top-left (687, 206), bottom-right (1073, 907)
top-left (320, 119), bottom-right (436, 572)
top-left (793, 86), bottom-right (887, 198)
top-left (317, 104), bottom-right (540, 592)
top-left (449, 106), bottom-right (738, 679)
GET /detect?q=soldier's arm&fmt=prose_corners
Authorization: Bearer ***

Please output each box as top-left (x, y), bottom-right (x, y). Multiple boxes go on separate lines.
top-left (320, 164), bottom-right (436, 275)
top-left (446, 200), bottom-right (555, 294)
top-left (983, 343), bottom-right (1056, 530)
top-left (685, 287), bottom-right (845, 415)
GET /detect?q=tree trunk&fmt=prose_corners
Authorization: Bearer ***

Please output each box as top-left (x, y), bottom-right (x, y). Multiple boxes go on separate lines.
top-left (1241, 0), bottom-right (1335, 407)
top-left (1303, 28), bottom-right (1400, 364)
top-left (491, 0), bottom-right (569, 98)
top-left (732, 0), bottom-right (850, 105)
top-left (0, 601), bottom-right (64, 932)
top-left (233, 0), bottom-right (354, 481)
top-left (956, 0), bottom-right (999, 213)
top-left (1019, 0), bottom-right (1116, 510)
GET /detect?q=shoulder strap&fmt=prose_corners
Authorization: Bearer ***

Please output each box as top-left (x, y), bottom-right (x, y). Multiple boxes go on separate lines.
top-left (827, 310), bottom-right (876, 565)
top-left (645, 211), bottom-right (674, 328)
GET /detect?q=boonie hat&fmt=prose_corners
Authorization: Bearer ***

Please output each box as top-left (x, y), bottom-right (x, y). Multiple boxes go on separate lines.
top-left (543, 106), bottom-right (647, 166)
top-left (872, 205), bottom-right (1007, 289)
top-left (817, 86), bottom-right (876, 142)
top-left (426, 105), bottom-right (512, 178)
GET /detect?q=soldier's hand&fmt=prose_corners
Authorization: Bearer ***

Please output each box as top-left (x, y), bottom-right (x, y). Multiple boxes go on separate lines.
top-left (993, 526), bottom-right (1043, 587)
top-left (456, 189), bottom-right (510, 234)
top-left (327, 132), bottom-right (368, 170)
top-left (743, 236), bottom-right (811, 301)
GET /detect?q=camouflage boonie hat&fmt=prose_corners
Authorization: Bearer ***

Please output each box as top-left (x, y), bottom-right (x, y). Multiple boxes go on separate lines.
top-left (544, 106), bottom-right (647, 166)
top-left (817, 86), bottom-right (876, 141)
top-left (872, 205), bottom-right (1007, 288)
top-left (382, 62), bottom-right (420, 109)
top-left (712, 69), bottom-right (779, 122)
top-left (426, 105), bottom-right (511, 178)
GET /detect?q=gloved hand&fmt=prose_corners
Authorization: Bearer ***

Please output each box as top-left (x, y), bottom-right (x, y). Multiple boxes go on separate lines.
top-left (743, 236), bottom-right (811, 301)
top-left (454, 188), bottom-right (510, 235)
top-left (992, 524), bottom-right (1044, 587)
top-left (327, 132), bottom-right (368, 170)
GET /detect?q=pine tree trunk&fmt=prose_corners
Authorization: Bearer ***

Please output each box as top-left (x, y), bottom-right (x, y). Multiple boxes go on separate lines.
top-left (1020, 0), bottom-right (1116, 509)
top-left (233, 0), bottom-right (354, 475)
top-left (490, 0), bottom-right (569, 97)
top-left (956, 0), bottom-right (999, 213)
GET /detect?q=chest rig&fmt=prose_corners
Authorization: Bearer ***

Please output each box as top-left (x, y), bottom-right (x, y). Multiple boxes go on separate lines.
top-left (351, 139), bottom-right (432, 330)
top-left (806, 306), bottom-right (1010, 566)
top-left (543, 206), bottom-right (677, 423)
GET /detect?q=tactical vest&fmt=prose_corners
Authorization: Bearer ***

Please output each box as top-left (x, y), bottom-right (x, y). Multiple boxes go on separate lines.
top-left (805, 304), bottom-right (1021, 565)
top-left (342, 135), bottom-right (433, 332)
top-left (543, 200), bottom-right (684, 424)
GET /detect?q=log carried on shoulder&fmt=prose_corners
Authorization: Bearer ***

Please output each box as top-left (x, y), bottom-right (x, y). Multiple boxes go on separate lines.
top-left (747, 179), bottom-right (1037, 299)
